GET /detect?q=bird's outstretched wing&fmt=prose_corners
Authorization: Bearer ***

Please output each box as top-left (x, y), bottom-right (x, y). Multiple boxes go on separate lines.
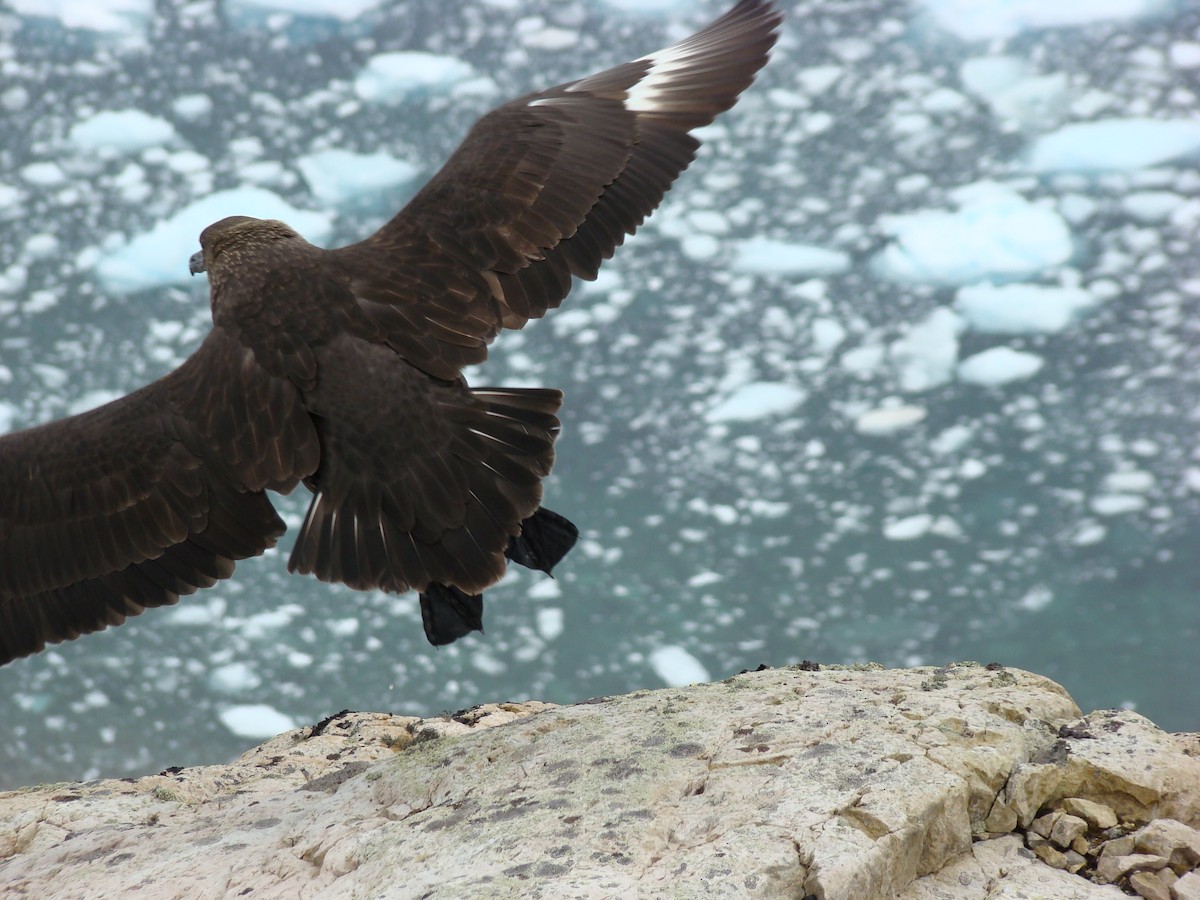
top-left (333, 0), bottom-right (782, 381)
top-left (0, 327), bottom-right (320, 664)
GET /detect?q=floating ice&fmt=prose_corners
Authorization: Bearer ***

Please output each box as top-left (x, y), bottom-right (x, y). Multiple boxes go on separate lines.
top-left (875, 182), bottom-right (1073, 285)
top-left (705, 382), bottom-right (806, 423)
top-left (649, 646), bottom-right (710, 687)
top-left (68, 110), bottom-right (177, 155)
top-left (172, 94), bottom-right (213, 122)
top-left (209, 662), bottom-right (262, 695)
top-left (0, 184), bottom-right (20, 220)
top-left (1091, 494), bottom-right (1147, 516)
top-left (855, 405), bottom-right (927, 436)
top-left (731, 237), bottom-right (850, 276)
top-left (959, 57), bottom-right (1069, 128)
top-left (9, 0), bottom-right (152, 33)
top-left (229, 0), bottom-right (383, 19)
top-left (1121, 191), bottom-right (1186, 223)
top-left (95, 187), bottom-right (334, 294)
top-left (597, 0), bottom-right (690, 13)
top-left (218, 704), bottom-right (296, 739)
top-left (890, 308), bottom-right (965, 392)
top-left (957, 346), bottom-right (1044, 385)
top-left (955, 283), bottom-right (1098, 334)
top-left (535, 608), bottom-right (564, 642)
top-left (923, 0), bottom-right (1162, 41)
top-left (884, 514), bottom-right (933, 541)
top-left (296, 149), bottom-right (419, 206)
top-left (355, 52), bottom-right (479, 104)
top-left (1028, 119), bottom-right (1200, 173)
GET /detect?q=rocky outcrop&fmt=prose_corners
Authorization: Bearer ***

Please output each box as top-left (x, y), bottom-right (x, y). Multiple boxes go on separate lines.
top-left (1, 663), bottom-right (1197, 899)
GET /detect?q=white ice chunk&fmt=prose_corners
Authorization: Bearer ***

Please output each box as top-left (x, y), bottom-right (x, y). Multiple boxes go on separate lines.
top-left (875, 182), bottom-right (1072, 285)
top-left (731, 237), bottom-right (850, 276)
top-left (218, 704), bottom-right (296, 739)
top-left (535, 608), bottom-right (564, 642)
top-left (229, 0), bottom-right (383, 18)
top-left (69, 109), bottom-right (177, 155)
top-left (649, 646), bottom-right (710, 687)
top-left (1170, 42), bottom-right (1200, 69)
top-left (296, 149), bottom-right (419, 205)
top-left (0, 184), bottom-right (22, 220)
top-left (95, 187), bottom-right (334, 294)
top-left (959, 56), bottom-right (1069, 129)
top-left (1029, 119), bottom-right (1200, 173)
top-left (355, 52), bottom-right (477, 104)
top-left (1121, 191), bottom-right (1186, 223)
top-left (705, 382), bottom-right (806, 423)
top-left (1091, 494), bottom-right (1147, 516)
top-left (924, 0), bottom-right (1163, 41)
top-left (855, 405), bottom-right (927, 436)
top-left (172, 93), bottom-right (213, 121)
top-left (209, 662), bottom-right (262, 694)
top-left (955, 283), bottom-right (1098, 334)
top-left (884, 514), bottom-right (933, 540)
top-left (890, 308), bottom-right (964, 392)
top-left (9, 0), bottom-right (152, 33)
top-left (599, 0), bottom-right (689, 12)
top-left (957, 346), bottom-right (1044, 385)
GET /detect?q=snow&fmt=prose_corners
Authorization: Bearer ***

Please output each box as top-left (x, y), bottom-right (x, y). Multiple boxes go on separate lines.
top-left (923, 0), bottom-right (1163, 41)
top-left (954, 283), bottom-right (1098, 334)
top-left (95, 187), bottom-right (334, 294)
top-left (705, 382), bottom-right (806, 423)
top-left (875, 182), bottom-right (1073, 285)
top-left (355, 52), bottom-right (480, 104)
top-left (296, 149), bottom-right (419, 205)
top-left (68, 110), bottom-right (177, 155)
top-left (649, 646), bottom-right (710, 687)
top-left (731, 237), bottom-right (850, 276)
top-left (218, 704), bottom-right (297, 739)
top-left (1029, 119), bottom-right (1200, 173)
top-left (957, 346), bottom-right (1045, 386)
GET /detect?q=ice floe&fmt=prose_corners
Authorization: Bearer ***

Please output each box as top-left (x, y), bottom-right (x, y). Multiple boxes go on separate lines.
top-left (954, 283), bottom-right (1098, 334)
top-left (731, 237), bottom-right (850, 276)
top-left (1028, 119), bottom-right (1200, 173)
top-left (68, 110), bottom-right (177, 156)
top-left (355, 52), bottom-right (483, 104)
top-left (296, 149), bottom-right (419, 205)
top-left (957, 346), bottom-right (1045, 386)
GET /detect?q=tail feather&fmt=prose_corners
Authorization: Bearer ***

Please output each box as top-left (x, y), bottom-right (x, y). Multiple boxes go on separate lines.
top-left (289, 385), bottom-right (563, 597)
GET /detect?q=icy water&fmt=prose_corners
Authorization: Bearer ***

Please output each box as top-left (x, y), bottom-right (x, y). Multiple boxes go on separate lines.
top-left (1, 0), bottom-right (1198, 789)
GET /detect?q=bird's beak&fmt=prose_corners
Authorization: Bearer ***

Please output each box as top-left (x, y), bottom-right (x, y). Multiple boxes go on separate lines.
top-left (188, 251), bottom-right (206, 276)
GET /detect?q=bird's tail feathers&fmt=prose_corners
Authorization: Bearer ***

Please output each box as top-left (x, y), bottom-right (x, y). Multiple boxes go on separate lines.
top-left (288, 387), bottom-right (564, 599)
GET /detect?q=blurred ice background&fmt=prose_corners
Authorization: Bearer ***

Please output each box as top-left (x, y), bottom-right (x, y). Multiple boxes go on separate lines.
top-left (0, 0), bottom-right (1197, 788)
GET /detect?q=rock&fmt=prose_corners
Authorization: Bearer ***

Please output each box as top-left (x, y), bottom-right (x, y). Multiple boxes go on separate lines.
top-left (1094, 852), bottom-right (1170, 884)
top-left (1032, 809), bottom-right (1064, 838)
top-left (1102, 834), bottom-right (1137, 858)
top-left (1062, 797), bottom-right (1119, 830)
top-left (1131, 818), bottom-right (1200, 871)
top-left (1062, 848), bottom-right (1088, 874)
top-left (1128, 870), bottom-right (1173, 900)
top-left (1033, 840), bottom-right (1071, 869)
top-left (1051, 814), bottom-right (1090, 849)
top-left (0, 664), bottom-right (1196, 899)
top-left (1175, 870), bottom-right (1200, 900)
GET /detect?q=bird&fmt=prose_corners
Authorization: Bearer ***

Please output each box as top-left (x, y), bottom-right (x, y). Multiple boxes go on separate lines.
top-left (0, 0), bottom-right (782, 665)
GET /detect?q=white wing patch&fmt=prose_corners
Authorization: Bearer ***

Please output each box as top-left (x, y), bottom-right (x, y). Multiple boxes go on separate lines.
top-left (624, 42), bottom-right (699, 114)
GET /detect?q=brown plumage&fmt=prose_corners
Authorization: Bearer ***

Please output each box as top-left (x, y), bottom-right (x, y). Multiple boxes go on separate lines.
top-left (0, 0), bottom-right (782, 665)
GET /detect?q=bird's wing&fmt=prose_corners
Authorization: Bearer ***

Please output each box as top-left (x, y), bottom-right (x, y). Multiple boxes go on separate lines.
top-left (331, 0), bottom-right (781, 380)
top-left (0, 327), bottom-right (320, 664)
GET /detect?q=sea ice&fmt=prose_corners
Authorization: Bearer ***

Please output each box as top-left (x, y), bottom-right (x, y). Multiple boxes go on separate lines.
top-left (1028, 119), bottom-right (1200, 172)
top-left (855, 405), bottom-right (928, 436)
top-left (9, 0), bottom-right (152, 33)
top-left (954, 283), bottom-right (1097, 334)
top-left (889, 308), bottom-right (965, 392)
top-left (731, 237), bottom-right (850, 276)
top-left (355, 52), bottom-right (479, 104)
top-left (95, 187), bottom-right (334, 294)
top-left (218, 704), bottom-right (297, 739)
top-left (704, 382), bottom-right (806, 423)
top-left (957, 346), bottom-right (1044, 385)
top-left (228, 0), bottom-right (383, 19)
top-left (923, 0), bottom-right (1162, 41)
top-left (296, 149), bottom-right (419, 205)
top-left (68, 109), bottom-right (177, 155)
top-left (649, 646), bottom-right (710, 687)
top-left (875, 182), bottom-right (1072, 285)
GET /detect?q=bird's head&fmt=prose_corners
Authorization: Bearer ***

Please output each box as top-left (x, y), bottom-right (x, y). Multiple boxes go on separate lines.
top-left (189, 216), bottom-right (302, 277)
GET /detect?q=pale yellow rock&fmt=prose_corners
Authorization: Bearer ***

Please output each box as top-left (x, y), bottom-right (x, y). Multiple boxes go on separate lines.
top-left (1051, 814), bottom-right (1090, 849)
top-left (1095, 852), bottom-right (1170, 884)
top-left (1062, 796), bottom-right (1119, 830)
top-left (1174, 870), bottom-right (1200, 900)
top-left (0, 665), bottom-right (1195, 900)
top-left (1131, 818), bottom-right (1200, 871)
top-left (1128, 869), bottom-right (1173, 900)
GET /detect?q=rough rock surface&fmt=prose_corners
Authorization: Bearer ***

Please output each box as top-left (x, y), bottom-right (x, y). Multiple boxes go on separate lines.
top-left (1, 664), bottom-right (1197, 899)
